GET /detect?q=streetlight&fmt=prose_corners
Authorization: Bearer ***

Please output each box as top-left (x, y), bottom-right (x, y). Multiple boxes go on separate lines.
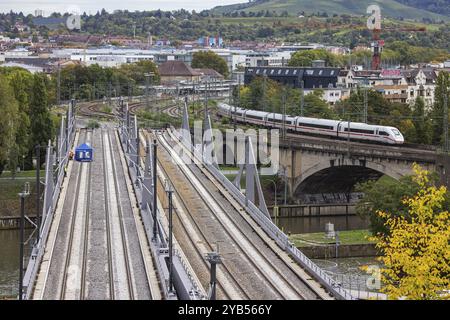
top-left (18, 182), bottom-right (30, 300)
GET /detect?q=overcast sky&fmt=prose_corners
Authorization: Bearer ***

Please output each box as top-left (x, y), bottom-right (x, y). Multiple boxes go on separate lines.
top-left (0, 0), bottom-right (244, 14)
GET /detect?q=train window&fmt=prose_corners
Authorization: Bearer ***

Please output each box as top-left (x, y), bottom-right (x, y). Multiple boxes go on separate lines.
top-left (246, 114), bottom-right (263, 120)
top-left (379, 131), bottom-right (389, 136)
top-left (392, 129), bottom-right (401, 136)
top-left (344, 128), bottom-right (374, 134)
top-left (270, 118), bottom-right (287, 123)
top-left (299, 122), bottom-right (334, 130)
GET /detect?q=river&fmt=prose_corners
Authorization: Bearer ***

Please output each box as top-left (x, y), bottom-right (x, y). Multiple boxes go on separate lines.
top-left (0, 229), bottom-right (33, 298)
top-left (276, 215), bottom-right (370, 234)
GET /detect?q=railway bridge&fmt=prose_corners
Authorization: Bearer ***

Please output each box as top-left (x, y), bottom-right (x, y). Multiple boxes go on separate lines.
top-left (277, 135), bottom-right (449, 199)
top-left (20, 99), bottom-right (357, 300)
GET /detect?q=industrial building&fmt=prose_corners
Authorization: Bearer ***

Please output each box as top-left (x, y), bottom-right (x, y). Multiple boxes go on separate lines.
top-left (244, 66), bottom-right (340, 89)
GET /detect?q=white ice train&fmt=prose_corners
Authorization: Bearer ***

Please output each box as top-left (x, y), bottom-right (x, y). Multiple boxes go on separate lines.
top-left (217, 103), bottom-right (405, 145)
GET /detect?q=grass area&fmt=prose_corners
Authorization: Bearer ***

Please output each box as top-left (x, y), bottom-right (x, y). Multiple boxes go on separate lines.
top-left (290, 229), bottom-right (375, 247)
top-left (101, 105), bottom-right (113, 114)
top-left (0, 170), bottom-right (45, 179)
top-left (219, 165), bottom-right (240, 171)
top-left (0, 179), bottom-right (37, 199)
top-left (137, 110), bottom-right (181, 127)
top-left (0, 179), bottom-right (38, 217)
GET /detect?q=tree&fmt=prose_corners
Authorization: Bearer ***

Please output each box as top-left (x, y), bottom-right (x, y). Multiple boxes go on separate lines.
top-left (356, 175), bottom-right (424, 235)
top-left (29, 73), bottom-right (53, 165)
top-left (191, 51), bottom-right (229, 78)
top-left (288, 49), bottom-right (343, 67)
top-left (118, 60), bottom-right (160, 84)
top-left (372, 164), bottom-right (450, 300)
top-left (411, 97), bottom-right (432, 144)
top-left (0, 75), bottom-right (19, 175)
top-left (7, 70), bottom-right (32, 171)
top-left (302, 90), bottom-right (337, 119)
top-left (431, 71), bottom-right (450, 145)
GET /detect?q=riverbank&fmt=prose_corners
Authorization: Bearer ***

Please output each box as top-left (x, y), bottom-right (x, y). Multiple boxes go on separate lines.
top-left (290, 229), bottom-right (378, 259)
top-left (0, 177), bottom-right (38, 218)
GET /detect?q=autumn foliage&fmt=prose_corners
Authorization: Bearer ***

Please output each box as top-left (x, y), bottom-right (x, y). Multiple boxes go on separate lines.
top-left (374, 164), bottom-right (450, 300)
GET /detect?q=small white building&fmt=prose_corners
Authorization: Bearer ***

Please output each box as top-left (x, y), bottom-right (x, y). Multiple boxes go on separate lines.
top-left (70, 51), bottom-right (154, 68)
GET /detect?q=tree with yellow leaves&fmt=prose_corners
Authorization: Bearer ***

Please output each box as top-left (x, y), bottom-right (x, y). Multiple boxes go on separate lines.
top-left (374, 164), bottom-right (450, 300)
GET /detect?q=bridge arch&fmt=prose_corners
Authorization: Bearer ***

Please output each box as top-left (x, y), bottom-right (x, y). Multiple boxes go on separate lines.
top-left (292, 158), bottom-right (407, 197)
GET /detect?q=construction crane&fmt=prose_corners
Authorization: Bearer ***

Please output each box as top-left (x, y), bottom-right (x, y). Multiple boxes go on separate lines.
top-left (367, 5), bottom-right (426, 70)
top-left (83, 35), bottom-right (92, 65)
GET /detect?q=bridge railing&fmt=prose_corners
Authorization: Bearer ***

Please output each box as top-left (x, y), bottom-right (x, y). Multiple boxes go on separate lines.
top-left (169, 127), bottom-right (356, 300)
top-left (23, 102), bottom-right (76, 300)
top-left (118, 110), bottom-right (206, 300)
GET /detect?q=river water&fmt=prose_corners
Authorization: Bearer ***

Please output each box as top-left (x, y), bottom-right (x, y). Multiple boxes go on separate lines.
top-left (0, 229), bottom-right (32, 298)
top-left (276, 215), bottom-right (370, 234)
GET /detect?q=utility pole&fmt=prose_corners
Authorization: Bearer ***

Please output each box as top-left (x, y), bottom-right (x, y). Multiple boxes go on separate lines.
top-left (145, 73), bottom-right (154, 110)
top-left (204, 78), bottom-right (209, 115)
top-left (300, 79), bottom-right (305, 117)
top-left (363, 85), bottom-right (368, 123)
top-left (165, 181), bottom-right (174, 292)
top-left (145, 74), bottom-right (150, 109)
top-left (347, 116), bottom-right (351, 158)
top-left (35, 144), bottom-right (41, 240)
top-left (206, 248), bottom-right (222, 300)
top-left (444, 93), bottom-right (449, 153)
top-left (262, 74), bottom-right (267, 112)
top-left (152, 139), bottom-right (158, 241)
top-left (18, 182), bottom-right (30, 301)
top-left (282, 88), bottom-right (287, 139)
top-left (57, 65), bottom-right (61, 105)
top-left (234, 78), bottom-right (241, 131)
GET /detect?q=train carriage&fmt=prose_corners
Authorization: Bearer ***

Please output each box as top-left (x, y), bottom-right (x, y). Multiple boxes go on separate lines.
top-left (217, 103), bottom-right (404, 145)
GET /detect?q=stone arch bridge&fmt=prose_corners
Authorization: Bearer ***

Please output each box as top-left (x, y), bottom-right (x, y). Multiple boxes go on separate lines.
top-left (277, 136), bottom-right (450, 200)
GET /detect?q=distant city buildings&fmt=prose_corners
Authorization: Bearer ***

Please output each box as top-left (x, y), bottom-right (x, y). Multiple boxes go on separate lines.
top-left (198, 36), bottom-right (224, 48)
top-left (0, 32), bottom-right (446, 108)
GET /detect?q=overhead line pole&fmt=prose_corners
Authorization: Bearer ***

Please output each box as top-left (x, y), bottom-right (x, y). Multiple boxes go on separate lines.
top-left (444, 93), bottom-right (449, 153)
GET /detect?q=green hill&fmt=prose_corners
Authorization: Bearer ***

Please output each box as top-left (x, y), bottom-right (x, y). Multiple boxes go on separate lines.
top-left (213, 0), bottom-right (449, 21)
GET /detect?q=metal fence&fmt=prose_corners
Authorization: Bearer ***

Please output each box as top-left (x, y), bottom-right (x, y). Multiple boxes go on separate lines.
top-left (169, 127), bottom-right (357, 300)
top-left (22, 101), bottom-right (76, 300)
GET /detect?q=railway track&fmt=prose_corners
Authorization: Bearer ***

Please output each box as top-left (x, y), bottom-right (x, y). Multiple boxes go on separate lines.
top-left (153, 137), bottom-right (249, 300)
top-left (102, 130), bottom-right (136, 299)
top-left (154, 131), bottom-right (326, 300)
top-left (59, 130), bottom-right (92, 300)
top-left (39, 128), bottom-right (154, 300)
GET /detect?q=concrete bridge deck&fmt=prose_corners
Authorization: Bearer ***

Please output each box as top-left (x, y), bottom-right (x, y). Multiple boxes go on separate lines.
top-left (31, 128), bottom-right (160, 300)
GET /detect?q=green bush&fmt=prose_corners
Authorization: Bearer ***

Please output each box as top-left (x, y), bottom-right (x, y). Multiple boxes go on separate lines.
top-left (87, 120), bottom-right (100, 129)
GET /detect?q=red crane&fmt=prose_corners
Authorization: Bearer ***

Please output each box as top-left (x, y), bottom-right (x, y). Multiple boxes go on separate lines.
top-left (370, 26), bottom-right (426, 70)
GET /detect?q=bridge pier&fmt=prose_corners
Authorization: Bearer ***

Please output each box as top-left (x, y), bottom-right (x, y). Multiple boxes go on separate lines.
top-left (435, 154), bottom-right (450, 188)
